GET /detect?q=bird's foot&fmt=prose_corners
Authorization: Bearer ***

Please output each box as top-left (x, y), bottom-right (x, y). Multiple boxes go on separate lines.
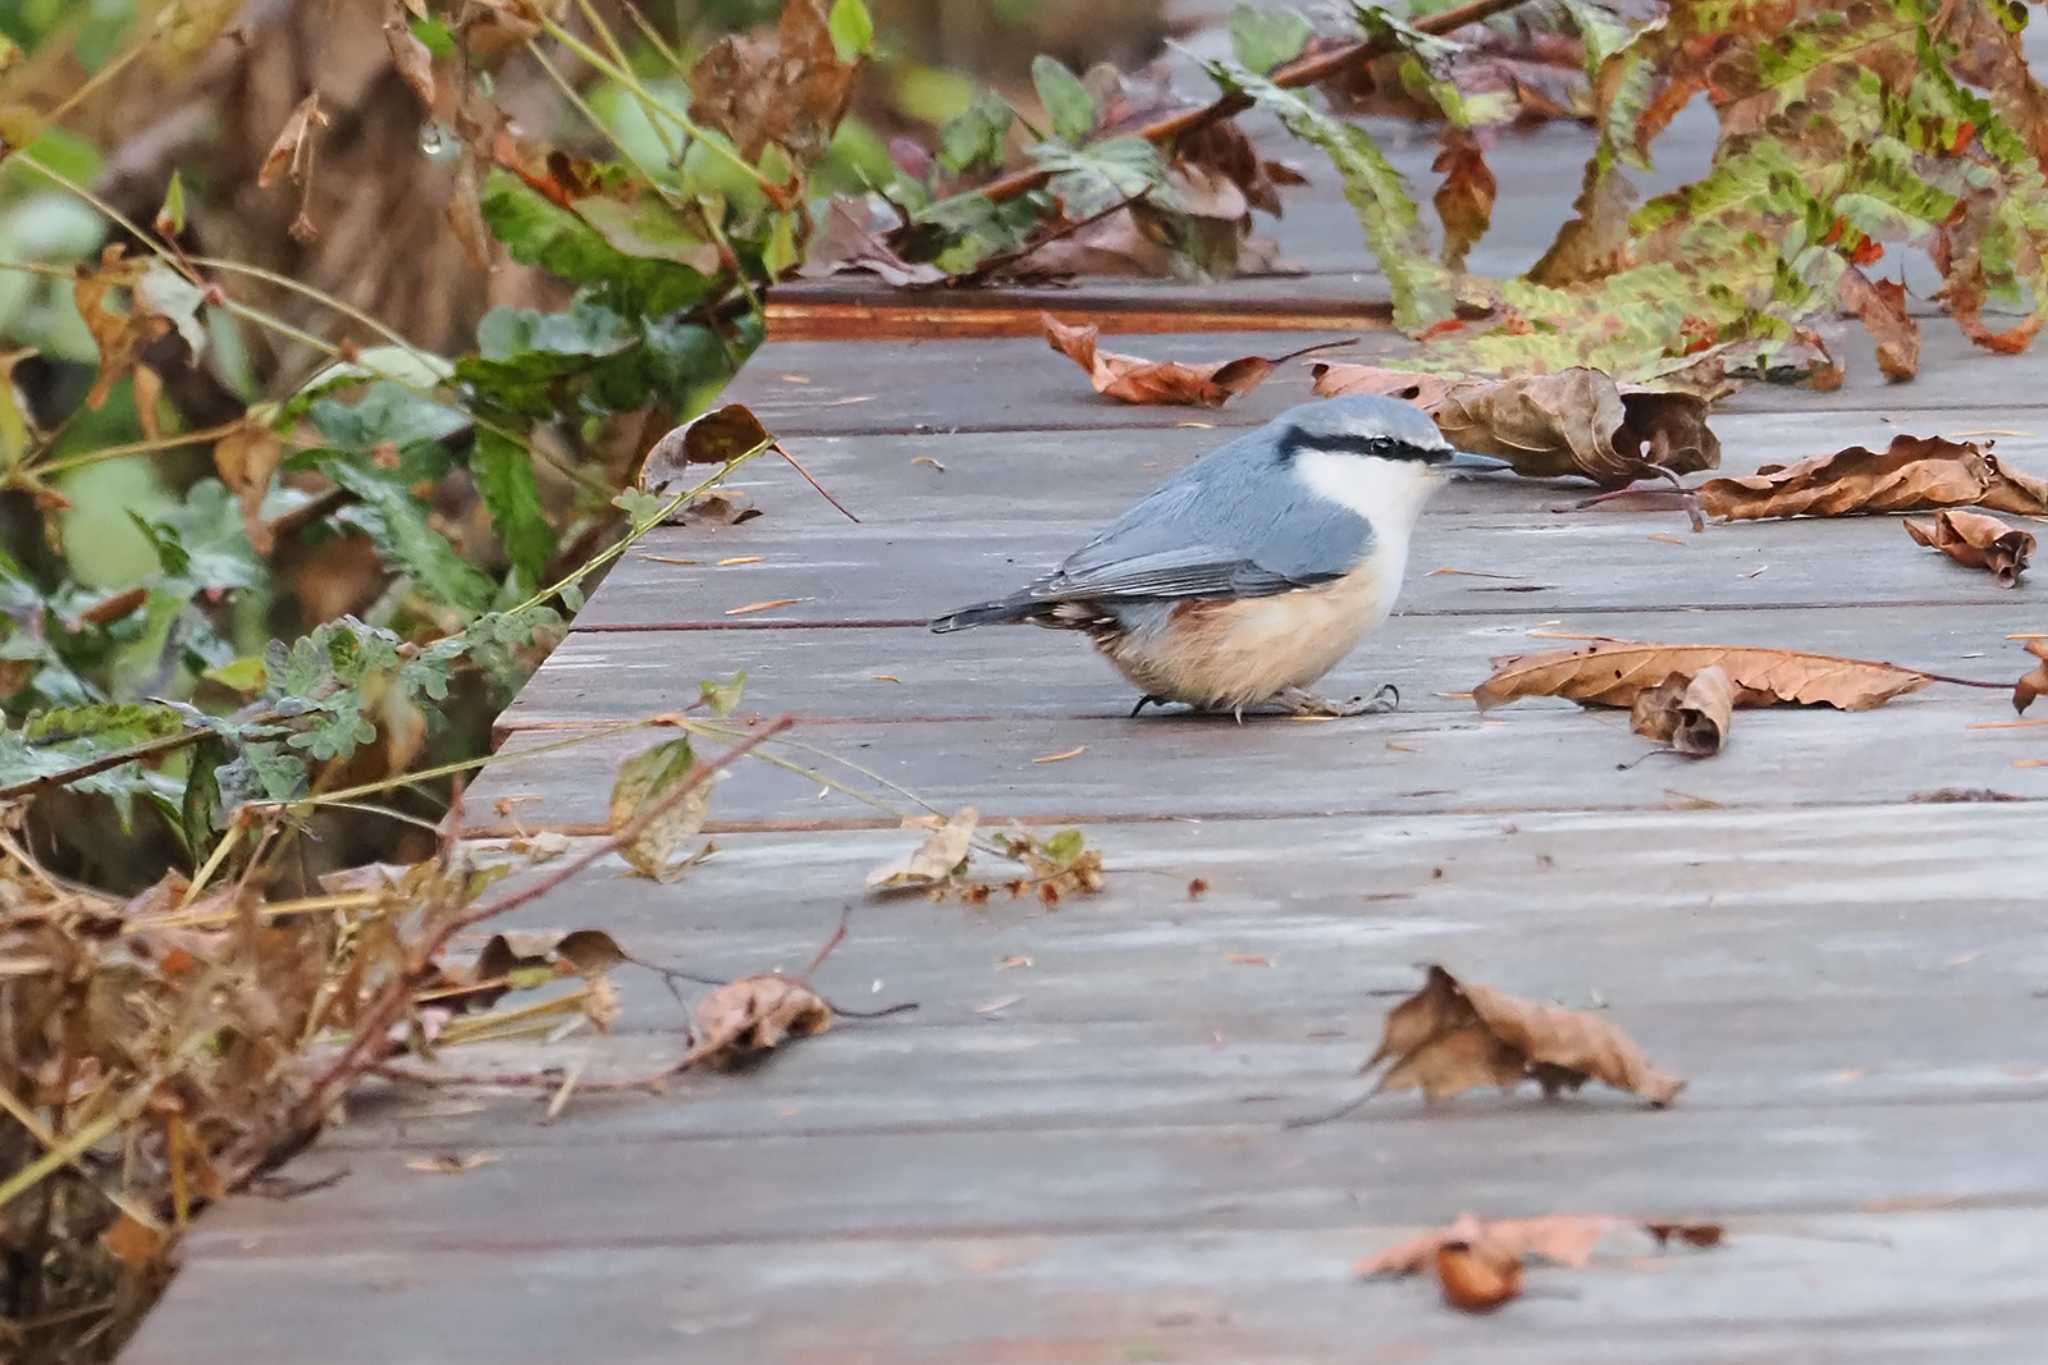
top-left (1129, 693), bottom-right (1169, 718)
top-left (1276, 684), bottom-right (1400, 718)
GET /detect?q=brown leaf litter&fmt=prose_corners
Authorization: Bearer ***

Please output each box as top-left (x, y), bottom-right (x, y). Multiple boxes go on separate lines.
top-left (1904, 509), bottom-right (2034, 587)
top-left (2014, 639), bottom-right (2048, 715)
top-left (1475, 641), bottom-right (1934, 713)
top-left (1357, 1212), bottom-right (1724, 1313)
top-left (688, 0), bottom-right (857, 167)
top-left (690, 974), bottom-right (834, 1071)
top-left (866, 808), bottom-right (978, 894)
top-left (1629, 665), bottom-right (1734, 757)
top-left (1695, 435), bottom-right (2048, 520)
top-left (1293, 966), bottom-right (1683, 1125)
top-left (1311, 362), bottom-right (1718, 487)
top-left (1043, 315), bottom-right (1352, 407)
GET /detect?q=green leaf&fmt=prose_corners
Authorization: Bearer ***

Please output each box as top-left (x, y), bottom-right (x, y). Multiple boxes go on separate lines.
top-left (181, 733), bottom-right (228, 860)
top-left (698, 671), bottom-right (747, 717)
top-left (1043, 828), bottom-right (1086, 866)
top-left (481, 170), bottom-right (720, 318)
top-left (828, 0), bottom-right (874, 62)
top-left (470, 430), bottom-right (556, 584)
top-left (938, 94), bottom-right (1015, 176)
top-left (568, 194), bottom-right (722, 274)
top-left (128, 510), bottom-right (190, 578)
top-left (1031, 55), bottom-right (1097, 145)
top-left (1034, 138), bottom-right (1175, 217)
top-left (217, 740), bottom-right (307, 805)
top-left (608, 735), bottom-right (709, 880)
top-left (201, 655), bottom-right (267, 694)
top-left (309, 381), bottom-right (468, 451)
top-left (612, 487), bottom-right (670, 524)
top-left (1230, 3), bottom-right (1311, 76)
top-left (321, 460), bottom-right (497, 617)
top-left (158, 170), bottom-right (187, 235)
top-left (1203, 59), bottom-right (1453, 331)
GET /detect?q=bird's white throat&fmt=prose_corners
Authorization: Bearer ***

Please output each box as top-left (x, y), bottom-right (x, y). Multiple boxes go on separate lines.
top-left (1290, 449), bottom-right (1446, 533)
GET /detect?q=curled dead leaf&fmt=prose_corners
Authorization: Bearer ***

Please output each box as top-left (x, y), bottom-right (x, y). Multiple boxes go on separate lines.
top-left (1435, 1240), bottom-right (1521, 1313)
top-left (866, 808), bottom-right (977, 894)
top-left (691, 974), bottom-right (832, 1070)
top-left (1904, 509), bottom-right (2034, 588)
top-left (1696, 436), bottom-right (2048, 521)
top-left (1432, 130), bottom-right (1496, 274)
top-left (1362, 965), bottom-right (1684, 1107)
top-left (258, 92), bottom-right (328, 190)
top-left (1838, 267), bottom-right (1919, 382)
top-left (1475, 642), bottom-right (1931, 713)
top-left (383, 7), bottom-right (438, 111)
top-left (1044, 315), bottom-right (1352, 408)
top-left (642, 403), bottom-right (775, 480)
top-left (1311, 362), bottom-right (1718, 487)
top-left (2013, 639), bottom-right (2048, 715)
top-left (1629, 665), bottom-right (1733, 757)
top-left (214, 420), bottom-right (285, 555)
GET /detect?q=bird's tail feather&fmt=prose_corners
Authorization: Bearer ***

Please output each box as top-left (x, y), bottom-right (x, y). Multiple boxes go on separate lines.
top-left (929, 597), bottom-right (1032, 633)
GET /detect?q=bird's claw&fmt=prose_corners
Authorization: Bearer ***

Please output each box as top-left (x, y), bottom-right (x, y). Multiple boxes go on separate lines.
top-left (1278, 684), bottom-right (1399, 718)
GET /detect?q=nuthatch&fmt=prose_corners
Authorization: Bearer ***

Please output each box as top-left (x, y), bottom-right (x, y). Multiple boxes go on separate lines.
top-left (930, 395), bottom-right (1511, 718)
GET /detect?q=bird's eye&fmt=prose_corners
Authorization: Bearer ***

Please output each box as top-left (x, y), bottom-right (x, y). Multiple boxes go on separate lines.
top-left (1370, 437), bottom-right (1396, 455)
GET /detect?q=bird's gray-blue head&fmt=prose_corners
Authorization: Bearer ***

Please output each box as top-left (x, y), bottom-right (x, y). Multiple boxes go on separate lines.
top-left (1264, 394), bottom-right (1510, 533)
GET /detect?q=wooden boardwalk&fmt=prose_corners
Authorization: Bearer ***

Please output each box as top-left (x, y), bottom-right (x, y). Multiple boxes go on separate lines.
top-left (127, 71), bottom-right (2048, 1365)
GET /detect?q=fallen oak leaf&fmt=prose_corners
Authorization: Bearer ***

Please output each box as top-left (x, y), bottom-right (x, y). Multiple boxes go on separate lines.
top-left (1311, 362), bottom-right (1718, 487)
top-left (1293, 965), bottom-right (1683, 1123)
top-left (1629, 665), bottom-right (1734, 757)
top-left (1695, 436), bottom-right (2048, 521)
top-left (1043, 314), bottom-right (1354, 408)
top-left (1475, 642), bottom-right (1936, 713)
top-left (866, 807), bottom-right (977, 895)
top-left (2014, 640), bottom-right (2048, 715)
top-left (1904, 509), bottom-right (2034, 588)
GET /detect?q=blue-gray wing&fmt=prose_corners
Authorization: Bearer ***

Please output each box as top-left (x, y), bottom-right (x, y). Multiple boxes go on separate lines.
top-left (1023, 441), bottom-right (1372, 603)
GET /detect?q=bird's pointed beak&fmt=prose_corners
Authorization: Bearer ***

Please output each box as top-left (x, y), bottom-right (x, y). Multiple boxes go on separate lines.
top-left (1444, 449), bottom-right (1513, 476)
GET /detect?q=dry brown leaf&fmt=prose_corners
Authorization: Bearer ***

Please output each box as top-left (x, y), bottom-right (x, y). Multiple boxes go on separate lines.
top-left (258, 93), bottom-right (327, 190)
top-left (99, 1212), bottom-right (167, 1270)
top-left (1629, 665), bottom-right (1733, 757)
top-left (1043, 315), bottom-right (1349, 408)
top-left (1432, 130), bottom-right (1496, 274)
top-left (1696, 435), bottom-right (2048, 520)
top-left (2014, 639), bottom-right (2048, 715)
top-left (1311, 362), bottom-right (1718, 487)
top-left (1435, 1239), bottom-right (1521, 1313)
top-left (383, 8), bottom-right (438, 111)
top-left (866, 808), bottom-right (977, 894)
top-left (1838, 266), bottom-right (1919, 381)
top-left (1475, 641), bottom-right (1931, 713)
top-left (1363, 965), bottom-right (1684, 1106)
top-left (1358, 1212), bottom-right (1725, 1281)
top-left (213, 421), bottom-right (285, 555)
top-left (689, 0), bottom-right (856, 166)
top-left (1904, 509), bottom-right (2034, 588)
top-left (691, 974), bottom-right (832, 1069)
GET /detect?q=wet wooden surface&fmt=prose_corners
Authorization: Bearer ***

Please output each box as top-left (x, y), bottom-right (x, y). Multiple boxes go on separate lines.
top-left (130, 27), bottom-right (2048, 1364)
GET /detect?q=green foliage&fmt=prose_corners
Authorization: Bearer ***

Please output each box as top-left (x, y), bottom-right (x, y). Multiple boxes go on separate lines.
top-left (1031, 56), bottom-right (1098, 145)
top-left (1230, 3), bottom-right (1311, 77)
top-left (1203, 57), bottom-right (1455, 331)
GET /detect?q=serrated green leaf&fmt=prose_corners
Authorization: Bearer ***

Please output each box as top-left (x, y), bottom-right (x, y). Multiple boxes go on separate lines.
top-left (938, 94), bottom-right (1015, 175)
top-left (321, 459), bottom-right (496, 617)
top-left (309, 381), bottom-right (468, 451)
top-left (217, 740), bottom-right (307, 805)
top-left (1034, 138), bottom-right (1175, 217)
top-left (609, 735), bottom-right (709, 881)
top-left (1230, 3), bottom-right (1311, 76)
top-left (828, 0), bottom-right (873, 62)
top-left (481, 169), bottom-right (719, 318)
top-left (470, 430), bottom-right (555, 584)
top-left (1031, 55), bottom-right (1097, 145)
top-left (1204, 59), bottom-right (1453, 331)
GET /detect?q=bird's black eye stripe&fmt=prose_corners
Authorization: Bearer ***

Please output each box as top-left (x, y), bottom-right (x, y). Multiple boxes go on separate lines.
top-left (1275, 425), bottom-right (1442, 462)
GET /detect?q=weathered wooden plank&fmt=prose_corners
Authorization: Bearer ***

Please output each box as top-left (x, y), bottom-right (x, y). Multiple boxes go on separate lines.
top-left (461, 692), bottom-right (2045, 833)
top-left (499, 602), bottom-right (2030, 728)
top-left (570, 514), bottom-right (2048, 628)
top-left (727, 322), bottom-right (2036, 438)
top-left (154, 1096), bottom-right (2048, 1254)
top-left (663, 409), bottom-right (2048, 535)
top-left (127, 1209), bottom-right (2048, 1365)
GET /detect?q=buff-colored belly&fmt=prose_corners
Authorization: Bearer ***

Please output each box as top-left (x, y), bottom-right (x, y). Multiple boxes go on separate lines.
top-left (1099, 551), bottom-right (1402, 709)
